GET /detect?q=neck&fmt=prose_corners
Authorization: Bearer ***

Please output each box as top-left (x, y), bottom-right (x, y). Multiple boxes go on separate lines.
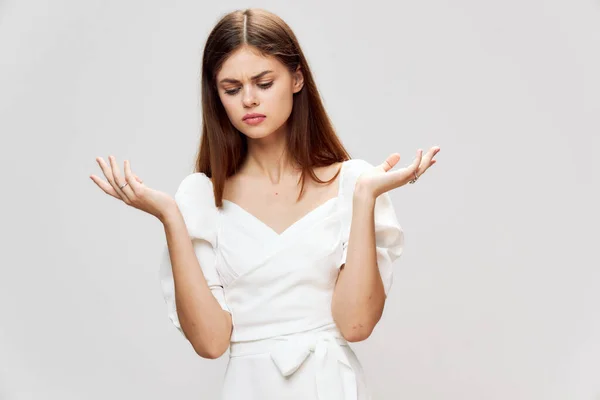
top-left (243, 123), bottom-right (300, 184)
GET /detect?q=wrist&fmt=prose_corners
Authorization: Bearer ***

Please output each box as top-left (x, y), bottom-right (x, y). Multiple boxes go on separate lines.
top-left (159, 201), bottom-right (181, 225)
top-left (353, 182), bottom-right (376, 206)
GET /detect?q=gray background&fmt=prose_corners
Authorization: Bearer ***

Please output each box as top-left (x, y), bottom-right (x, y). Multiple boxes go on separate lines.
top-left (1, 0), bottom-right (599, 399)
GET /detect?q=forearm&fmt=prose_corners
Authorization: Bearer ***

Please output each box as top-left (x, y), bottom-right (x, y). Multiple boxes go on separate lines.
top-left (332, 183), bottom-right (386, 342)
top-left (162, 205), bottom-right (232, 358)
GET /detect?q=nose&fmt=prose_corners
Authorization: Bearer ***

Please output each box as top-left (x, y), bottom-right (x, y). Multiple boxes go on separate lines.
top-left (242, 86), bottom-right (259, 108)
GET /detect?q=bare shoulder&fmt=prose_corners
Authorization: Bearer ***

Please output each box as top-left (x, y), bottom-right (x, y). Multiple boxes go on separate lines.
top-left (312, 161), bottom-right (345, 182)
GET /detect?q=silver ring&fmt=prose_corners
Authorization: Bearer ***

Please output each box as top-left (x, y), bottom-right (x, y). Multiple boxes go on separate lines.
top-left (408, 170), bottom-right (419, 184)
top-left (119, 182), bottom-right (129, 189)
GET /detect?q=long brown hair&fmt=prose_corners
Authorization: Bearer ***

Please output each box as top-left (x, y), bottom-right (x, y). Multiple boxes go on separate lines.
top-left (195, 8), bottom-right (351, 207)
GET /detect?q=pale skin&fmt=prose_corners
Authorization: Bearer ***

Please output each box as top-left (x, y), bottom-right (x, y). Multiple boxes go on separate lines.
top-left (90, 44), bottom-right (440, 357)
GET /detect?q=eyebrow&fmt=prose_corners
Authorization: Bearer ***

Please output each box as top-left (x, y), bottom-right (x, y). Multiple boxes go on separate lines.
top-left (218, 70), bottom-right (274, 84)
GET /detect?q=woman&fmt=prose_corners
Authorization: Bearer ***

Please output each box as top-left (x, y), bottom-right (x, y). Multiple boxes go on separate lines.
top-left (91, 8), bottom-right (439, 400)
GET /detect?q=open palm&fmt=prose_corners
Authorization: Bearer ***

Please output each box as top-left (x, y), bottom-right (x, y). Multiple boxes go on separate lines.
top-left (357, 146), bottom-right (440, 198)
top-left (90, 156), bottom-right (176, 221)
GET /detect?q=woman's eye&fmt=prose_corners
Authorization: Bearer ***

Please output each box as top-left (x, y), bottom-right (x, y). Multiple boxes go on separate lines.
top-left (224, 82), bottom-right (273, 96)
top-left (257, 82), bottom-right (273, 90)
top-left (224, 88), bottom-right (240, 96)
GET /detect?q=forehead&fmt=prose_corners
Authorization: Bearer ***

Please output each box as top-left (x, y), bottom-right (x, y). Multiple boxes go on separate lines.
top-left (217, 47), bottom-right (286, 80)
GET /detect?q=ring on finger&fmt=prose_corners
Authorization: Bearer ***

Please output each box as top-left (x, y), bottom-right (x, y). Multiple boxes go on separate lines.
top-left (409, 169), bottom-right (419, 184)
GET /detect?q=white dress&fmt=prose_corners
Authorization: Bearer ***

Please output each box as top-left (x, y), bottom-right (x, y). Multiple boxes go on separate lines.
top-left (159, 159), bottom-right (404, 400)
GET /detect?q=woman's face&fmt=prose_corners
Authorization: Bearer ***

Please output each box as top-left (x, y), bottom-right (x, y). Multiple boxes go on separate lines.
top-left (215, 46), bottom-right (304, 140)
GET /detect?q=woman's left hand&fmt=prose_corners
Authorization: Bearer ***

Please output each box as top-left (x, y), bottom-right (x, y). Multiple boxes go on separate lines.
top-left (356, 146), bottom-right (440, 199)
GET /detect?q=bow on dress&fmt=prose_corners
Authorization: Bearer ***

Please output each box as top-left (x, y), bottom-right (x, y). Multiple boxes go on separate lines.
top-left (269, 332), bottom-right (358, 400)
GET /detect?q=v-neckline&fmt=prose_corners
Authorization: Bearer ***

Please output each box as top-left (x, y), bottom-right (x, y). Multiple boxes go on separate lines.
top-left (222, 161), bottom-right (346, 238)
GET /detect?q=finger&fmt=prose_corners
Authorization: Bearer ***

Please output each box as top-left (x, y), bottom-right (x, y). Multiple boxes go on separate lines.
top-left (90, 174), bottom-right (121, 199)
top-left (385, 149), bottom-right (421, 180)
top-left (380, 153), bottom-right (401, 172)
top-left (96, 157), bottom-right (125, 200)
top-left (430, 146), bottom-right (440, 165)
top-left (429, 146), bottom-right (441, 166)
top-left (109, 156), bottom-right (134, 203)
top-left (423, 146), bottom-right (440, 164)
top-left (420, 146), bottom-right (441, 173)
top-left (383, 149), bottom-right (422, 189)
top-left (408, 149), bottom-right (424, 179)
top-left (123, 160), bottom-right (142, 196)
top-left (412, 149), bottom-right (423, 173)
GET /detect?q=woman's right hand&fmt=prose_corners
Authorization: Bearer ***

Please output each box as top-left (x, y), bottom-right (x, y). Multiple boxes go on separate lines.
top-left (90, 155), bottom-right (177, 222)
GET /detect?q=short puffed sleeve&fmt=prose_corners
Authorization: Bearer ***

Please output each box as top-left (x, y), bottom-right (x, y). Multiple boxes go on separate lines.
top-left (158, 173), bottom-right (231, 336)
top-left (339, 159), bottom-right (405, 295)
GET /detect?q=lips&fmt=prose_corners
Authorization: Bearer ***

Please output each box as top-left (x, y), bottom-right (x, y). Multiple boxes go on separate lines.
top-left (243, 113), bottom-right (266, 121)
top-left (243, 115), bottom-right (266, 126)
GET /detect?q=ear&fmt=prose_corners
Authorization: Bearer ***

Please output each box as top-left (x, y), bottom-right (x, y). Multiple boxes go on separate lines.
top-left (292, 65), bottom-right (304, 94)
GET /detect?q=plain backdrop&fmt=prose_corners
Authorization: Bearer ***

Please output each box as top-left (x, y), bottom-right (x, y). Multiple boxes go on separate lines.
top-left (1, 0), bottom-right (599, 399)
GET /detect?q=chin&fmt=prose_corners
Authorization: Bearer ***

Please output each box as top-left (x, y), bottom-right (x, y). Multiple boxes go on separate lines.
top-left (242, 130), bottom-right (275, 140)
top-left (236, 125), bottom-right (275, 140)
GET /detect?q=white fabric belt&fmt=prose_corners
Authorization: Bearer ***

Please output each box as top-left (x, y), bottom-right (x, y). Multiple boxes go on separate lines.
top-left (229, 330), bottom-right (357, 400)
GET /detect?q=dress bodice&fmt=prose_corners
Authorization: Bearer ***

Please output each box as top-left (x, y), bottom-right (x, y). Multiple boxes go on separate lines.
top-left (159, 159), bottom-right (404, 343)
